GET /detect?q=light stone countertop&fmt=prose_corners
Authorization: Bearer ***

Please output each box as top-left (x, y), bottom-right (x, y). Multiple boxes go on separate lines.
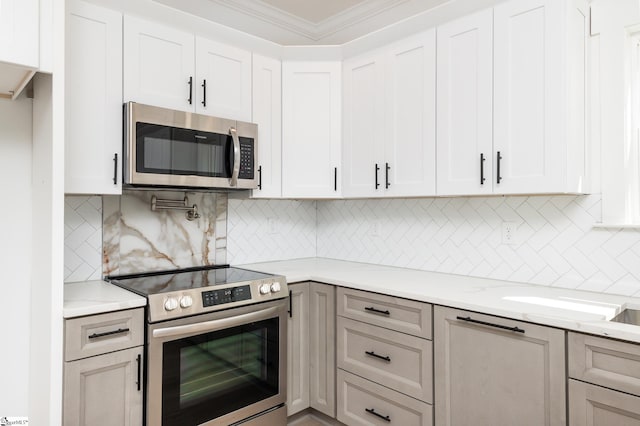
top-left (239, 257), bottom-right (640, 344)
top-left (64, 280), bottom-right (146, 318)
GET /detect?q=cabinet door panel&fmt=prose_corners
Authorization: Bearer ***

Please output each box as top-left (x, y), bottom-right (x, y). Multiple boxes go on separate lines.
top-left (0, 0), bottom-right (38, 68)
top-left (385, 30), bottom-right (436, 197)
top-left (437, 10), bottom-right (493, 195)
top-left (569, 379), bottom-right (640, 425)
top-left (342, 53), bottom-right (386, 198)
top-left (123, 16), bottom-right (194, 112)
top-left (65, 0), bottom-right (122, 194)
top-left (287, 282), bottom-right (310, 416)
top-left (195, 37), bottom-right (251, 121)
top-left (251, 54), bottom-right (282, 198)
top-left (434, 306), bottom-right (566, 426)
top-left (64, 346), bottom-right (143, 426)
top-left (493, 0), bottom-right (564, 193)
top-left (309, 283), bottom-right (336, 417)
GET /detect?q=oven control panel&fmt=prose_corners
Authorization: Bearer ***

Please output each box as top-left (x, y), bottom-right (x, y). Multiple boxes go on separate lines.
top-left (202, 285), bottom-right (251, 307)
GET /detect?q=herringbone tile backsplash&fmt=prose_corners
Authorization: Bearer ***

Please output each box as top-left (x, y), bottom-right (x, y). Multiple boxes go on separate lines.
top-left (64, 195), bottom-right (103, 282)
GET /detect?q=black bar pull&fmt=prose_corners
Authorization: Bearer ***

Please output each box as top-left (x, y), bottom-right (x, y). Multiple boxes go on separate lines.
top-left (364, 306), bottom-right (390, 316)
top-left (480, 153), bottom-right (486, 185)
top-left (112, 153), bottom-right (118, 185)
top-left (188, 76), bottom-right (193, 105)
top-left (334, 167), bottom-right (338, 191)
top-left (365, 408), bottom-right (391, 422)
top-left (288, 290), bottom-right (292, 318)
top-left (496, 151), bottom-right (503, 184)
top-left (456, 316), bottom-right (525, 333)
top-left (88, 327), bottom-right (130, 339)
top-left (385, 163), bottom-right (391, 188)
top-left (136, 353), bottom-right (141, 391)
top-left (258, 166), bottom-right (263, 190)
top-left (201, 79), bottom-right (207, 107)
top-left (375, 163), bottom-right (380, 189)
top-left (365, 351), bottom-right (391, 362)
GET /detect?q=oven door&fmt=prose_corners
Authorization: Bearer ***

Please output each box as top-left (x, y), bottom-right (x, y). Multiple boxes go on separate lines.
top-left (147, 299), bottom-right (287, 426)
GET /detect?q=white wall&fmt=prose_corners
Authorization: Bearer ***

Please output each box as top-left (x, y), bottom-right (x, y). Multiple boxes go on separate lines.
top-left (0, 95), bottom-right (33, 416)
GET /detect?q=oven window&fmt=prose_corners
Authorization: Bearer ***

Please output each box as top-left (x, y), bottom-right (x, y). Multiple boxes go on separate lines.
top-left (136, 122), bottom-right (232, 178)
top-left (161, 317), bottom-right (279, 426)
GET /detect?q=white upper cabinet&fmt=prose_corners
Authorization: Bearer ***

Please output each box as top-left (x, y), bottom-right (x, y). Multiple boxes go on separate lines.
top-left (436, 10), bottom-right (493, 196)
top-left (282, 61), bottom-right (342, 198)
top-left (195, 37), bottom-right (252, 121)
top-left (251, 53), bottom-right (282, 198)
top-left (65, 0), bottom-right (123, 195)
top-left (493, 0), bottom-right (587, 194)
top-left (123, 17), bottom-right (251, 120)
top-left (342, 30), bottom-right (436, 198)
top-left (0, 0), bottom-right (38, 68)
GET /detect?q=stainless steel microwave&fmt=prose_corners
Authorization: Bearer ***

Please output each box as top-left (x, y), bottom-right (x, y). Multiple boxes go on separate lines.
top-left (124, 102), bottom-right (258, 190)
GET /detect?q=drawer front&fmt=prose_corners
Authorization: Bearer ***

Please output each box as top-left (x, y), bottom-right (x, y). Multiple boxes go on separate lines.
top-left (569, 379), bottom-right (640, 425)
top-left (337, 287), bottom-right (432, 339)
top-left (569, 332), bottom-right (640, 397)
top-left (337, 316), bottom-right (432, 402)
top-left (337, 369), bottom-right (433, 426)
top-left (65, 308), bottom-right (144, 361)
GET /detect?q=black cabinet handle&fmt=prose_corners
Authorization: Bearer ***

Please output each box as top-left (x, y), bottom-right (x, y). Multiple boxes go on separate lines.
top-left (258, 166), bottom-right (262, 190)
top-left (456, 316), bottom-right (524, 333)
top-left (188, 76), bottom-right (193, 105)
top-left (375, 163), bottom-right (380, 189)
top-left (112, 153), bottom-right (118, 185)
top-left (496, 151), bottom-right (503, 184)
top-left (136, 353), bottom-right (141, 391)
top-left (365, 351), bottom-right (391, 362)
top-left (364, 306), bottom-right (390, 316)
top-left (201, 79), bottom-right (207, 107)
top-left (334, 167), bottom-right (338, 191)
top-left (288, 290), bottom-right (292, 318)
top-left (385, 163), bottom-right (391, 188)
top-left (88, 327), bottom-right (130, 339)
top-left (365, 408), bottom-right (391, 422)
top-left (480, 153), bottom-right (486, 185)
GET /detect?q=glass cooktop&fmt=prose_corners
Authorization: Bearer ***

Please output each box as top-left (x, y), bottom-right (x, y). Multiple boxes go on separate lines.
top-left (108, 266), bottom-right (275, 296)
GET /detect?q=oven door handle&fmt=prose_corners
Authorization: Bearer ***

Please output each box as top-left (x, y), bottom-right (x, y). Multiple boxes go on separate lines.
top-left (229, 127), bottom-right (240, 187)
top-left (152, 306), bottom-right (280, 339)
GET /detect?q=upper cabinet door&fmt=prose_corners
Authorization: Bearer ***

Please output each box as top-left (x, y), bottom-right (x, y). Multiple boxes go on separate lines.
top-left (65, 0), bottom-right (122, 195)
top-left (251, 53), bottom-right (282, 198)
top-left (123, 16), bottom-right (195, 112)
top-left (0, 0), bottom-right (38, 68)
top-left (282, 61), bottom-right (342, 198)
top-left (493, 0), bottom-right (574, 194)
top-left (437, 10), bottom-right (493, 196)
top-left (342, 52), bottom-right (386, 198)
top-left (195, 37), bottom-right (252, 121)
top-left (384, 30), bottom-right (437, 197)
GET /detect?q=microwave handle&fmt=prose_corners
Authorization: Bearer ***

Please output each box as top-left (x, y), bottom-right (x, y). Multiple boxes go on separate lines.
top-left (152, 306), bottom-right (280, 339)
top-left (229, 127), bottom-right (240, 187)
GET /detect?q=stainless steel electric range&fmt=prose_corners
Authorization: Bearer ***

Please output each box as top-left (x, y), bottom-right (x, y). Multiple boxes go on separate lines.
top-left (109, 265), bottom-right (288, 426)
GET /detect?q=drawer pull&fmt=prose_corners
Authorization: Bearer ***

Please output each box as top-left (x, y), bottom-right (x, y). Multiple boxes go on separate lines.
top-left (365, 408), bottom-right (391, 422)
top-left (88, 327), bottom-right (130, 339)
top-left (456, 316), bottom-right (525, 334)
top-left (365, 350), bottom-right (391, 362)
top-left (364, 306), bottom-right (390, 316)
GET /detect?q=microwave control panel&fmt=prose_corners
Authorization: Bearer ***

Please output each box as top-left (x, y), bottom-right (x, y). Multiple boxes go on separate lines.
top-left (238, 137), bottom-right (254, 179)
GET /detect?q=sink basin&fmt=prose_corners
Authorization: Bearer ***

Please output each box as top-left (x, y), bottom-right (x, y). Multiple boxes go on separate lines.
top-left (610, 309), bottom-right (640, 326)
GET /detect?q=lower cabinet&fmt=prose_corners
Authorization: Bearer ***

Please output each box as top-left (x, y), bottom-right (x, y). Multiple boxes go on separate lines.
top-left (569, 380), bottom-right (640, 425)
top-left (287, 282), bottom-right (336, 417)
top-left (434, 306), bottom-right (566, 426)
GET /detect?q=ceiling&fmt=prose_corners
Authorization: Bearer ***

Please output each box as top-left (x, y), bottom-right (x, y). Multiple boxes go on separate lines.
top-left (154, 0), bottom-right (451, 45)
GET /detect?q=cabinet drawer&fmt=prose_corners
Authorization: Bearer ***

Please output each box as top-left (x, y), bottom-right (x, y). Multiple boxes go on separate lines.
top-left (65, 308), bottom-right (144, 361)
top-left (569, 379), bottom-right (640, 425)
top-left (568, 332), bottom-right (640, 397)
top-left (337, 369), bottom-right (432, 426)
top-left (337, 287), bottom-right (432, 339)
top-left (337, 316), bottom-right (432, 403)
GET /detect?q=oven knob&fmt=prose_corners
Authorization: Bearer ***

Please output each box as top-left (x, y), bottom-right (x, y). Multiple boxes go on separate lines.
top-left (259, 284), bottom-right (271, 295)
top-left (180, 295), bottom-right (193, 308)
top-left (270, 282), bottom-right (281, 293)
top-left (164, 297), bottom-right (179, 311)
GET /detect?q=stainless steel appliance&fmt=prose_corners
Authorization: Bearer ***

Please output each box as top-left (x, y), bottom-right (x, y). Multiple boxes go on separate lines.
top-left (109, 266), bottom-right (288, 426)
top-left (124, 102), bottom-right (258, 190)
